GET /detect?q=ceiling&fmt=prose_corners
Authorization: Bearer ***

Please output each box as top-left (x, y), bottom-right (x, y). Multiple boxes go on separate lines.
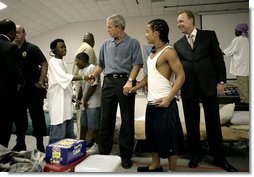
top-left (0, 0), bottom-right (249, 39)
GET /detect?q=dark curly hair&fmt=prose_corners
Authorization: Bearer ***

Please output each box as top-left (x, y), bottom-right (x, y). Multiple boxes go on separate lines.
top-left (76, 52), bottom-right (89, 63)
top-left (148, 19), bottom-right (169, 43)
top-left (50, 38), bottom-right (64, 54)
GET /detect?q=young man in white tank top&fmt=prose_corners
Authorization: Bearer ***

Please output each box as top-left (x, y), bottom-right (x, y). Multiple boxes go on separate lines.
top-left (131, 19), bottom-right (185, 172)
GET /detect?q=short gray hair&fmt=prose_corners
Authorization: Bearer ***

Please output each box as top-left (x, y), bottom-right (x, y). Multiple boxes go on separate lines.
top-left (107, 14), bottom-right (125, 30)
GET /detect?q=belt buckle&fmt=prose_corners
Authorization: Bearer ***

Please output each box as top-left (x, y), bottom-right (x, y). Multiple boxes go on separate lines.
top-left (113, 74), bottom-right (118, 78)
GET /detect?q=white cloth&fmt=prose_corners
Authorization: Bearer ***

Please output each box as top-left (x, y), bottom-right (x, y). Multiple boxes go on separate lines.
top-left (47, 57), bottom-right (74, 125)
top-left (224, 36), bottom-right (249, 76)
top-left (147, 46), bottom-right (174, 102)
top-left (78, 64), bottom-right (101, 108)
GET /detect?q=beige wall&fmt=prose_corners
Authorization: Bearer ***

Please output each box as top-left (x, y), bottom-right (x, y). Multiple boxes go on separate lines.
top-left (202, 12), bottom-right (249, 78)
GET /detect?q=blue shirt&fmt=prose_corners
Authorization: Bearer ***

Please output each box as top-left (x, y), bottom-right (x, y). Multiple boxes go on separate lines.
top-left (142, 44), bottom-right (153, 76)
top-left (98, 33), bottom-right (143, 74)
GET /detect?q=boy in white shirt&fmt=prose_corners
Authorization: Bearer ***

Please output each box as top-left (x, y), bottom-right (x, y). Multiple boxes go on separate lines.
top-left (47, 39), bottom-right (89, 144)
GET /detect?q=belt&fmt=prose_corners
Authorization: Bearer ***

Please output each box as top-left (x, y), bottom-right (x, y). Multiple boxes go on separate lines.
top-left (105, 73), bottom-right (129, 78)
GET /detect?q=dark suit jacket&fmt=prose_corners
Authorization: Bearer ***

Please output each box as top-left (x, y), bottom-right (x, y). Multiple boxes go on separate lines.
top-left (0, 35), bottom-right (24, 98)
top-left (0, 35), bottom-right (24, 147)
top-left (174, 29), bottom-right (226, 97)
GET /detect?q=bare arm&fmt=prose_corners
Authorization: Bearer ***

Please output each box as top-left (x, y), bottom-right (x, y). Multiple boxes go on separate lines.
top-left (160, 49), bottom-right (185, 107)
top-left (123, 64), bottom-right (142, 95)
top-left (72, 75), bottom-right (85, 81)
top-left (82, 85), bottom-right (97, 108)
top-left (128, 64), bottom-right (142, 81)
top-left (75, 86), bottom-right (83, 110)
top-left (130, 75), bottom-right (147, 93)
top-left (88, 64), bottom-right (103, 83)
top-left (92, 65), bottom-right (103, 78)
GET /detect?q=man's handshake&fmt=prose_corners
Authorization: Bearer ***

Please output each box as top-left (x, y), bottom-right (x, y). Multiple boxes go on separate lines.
top-left (87, 74), bottom-right (95, 83)
top-left (81, 74), bottom-right (96, 84)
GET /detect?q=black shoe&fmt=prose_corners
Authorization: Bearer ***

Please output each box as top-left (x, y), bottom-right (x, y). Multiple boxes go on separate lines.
top-left (86, 141), bottom-right (94, 148)
top-left (188, 157), bottom-right (202, 168)
top-left (37, 143), bottom-right (45, 153)
top-left (12, 143), bottom-right (26, 151)
top-left (137, 166), bottom-right (163, 172)
top-left (213, 160), bottom-right (239, 172)
top-left (121, 159), bottom-right (132, 169)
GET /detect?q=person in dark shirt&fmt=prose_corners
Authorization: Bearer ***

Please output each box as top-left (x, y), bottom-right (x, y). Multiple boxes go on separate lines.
top-left (12, 25), bottom-right (48, 152)
top-left (0, 19), bottom-right (24, 148)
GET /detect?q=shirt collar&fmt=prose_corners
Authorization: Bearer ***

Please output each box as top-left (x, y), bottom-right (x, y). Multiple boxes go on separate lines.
top-left (111, 33), bottom-right (129, 43)
top-left (185, 28), bottom-right (197, 38)
top-left (0, 34), bottom-right (11, 41)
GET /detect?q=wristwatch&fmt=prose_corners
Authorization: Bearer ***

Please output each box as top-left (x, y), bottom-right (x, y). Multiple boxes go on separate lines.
top-left (219, 81), bottom-right (225, 85)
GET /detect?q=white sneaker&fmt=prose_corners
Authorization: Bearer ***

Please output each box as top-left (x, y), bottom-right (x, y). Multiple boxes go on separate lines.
top-left (86, 143), bottom-right (99, 155)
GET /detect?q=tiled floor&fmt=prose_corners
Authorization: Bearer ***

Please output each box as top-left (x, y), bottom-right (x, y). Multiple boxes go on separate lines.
top-left (8, 135), bottom-right (249, 173)
top-left (8, 134), bottom-right (49, 151)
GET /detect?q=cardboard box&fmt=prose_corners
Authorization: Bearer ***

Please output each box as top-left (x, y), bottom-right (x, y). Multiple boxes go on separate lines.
top-left (45, 139), bottom-right (86, 165)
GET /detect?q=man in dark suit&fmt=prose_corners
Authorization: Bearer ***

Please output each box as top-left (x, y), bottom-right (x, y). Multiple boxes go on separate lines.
top-left (174, 10), bottom-right (238, 172)
top-left (0, 19), bottom-right (24, 148)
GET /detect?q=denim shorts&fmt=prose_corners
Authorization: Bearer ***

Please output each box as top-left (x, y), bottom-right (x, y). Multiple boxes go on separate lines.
top-left (80, 107), bottom-right (101, 130)
top-left (49, 119), bottom-right (75, 144)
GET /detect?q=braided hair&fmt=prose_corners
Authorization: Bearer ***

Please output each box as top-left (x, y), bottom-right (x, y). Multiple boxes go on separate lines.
top-left (148, 19), bottom-right (169, 44)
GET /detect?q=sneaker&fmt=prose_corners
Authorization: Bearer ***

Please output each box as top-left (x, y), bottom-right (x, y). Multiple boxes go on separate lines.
top-left (86, 143), bottom-right (99, 154)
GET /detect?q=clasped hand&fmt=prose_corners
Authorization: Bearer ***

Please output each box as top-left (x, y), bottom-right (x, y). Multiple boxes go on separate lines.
top-left (87, 74), bottom-right (95, 83)
top-left (123, 81), bottom-right (132, 96)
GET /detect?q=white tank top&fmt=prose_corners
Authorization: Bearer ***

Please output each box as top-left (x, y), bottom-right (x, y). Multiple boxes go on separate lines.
top-left (147, 46), bottom-right (175, 102)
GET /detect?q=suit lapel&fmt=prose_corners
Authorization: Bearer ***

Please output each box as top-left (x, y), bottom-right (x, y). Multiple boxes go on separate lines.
top-left (193, 29), bottom-right (203, 50)
top-left (176, 36), bottom-right (193, 61)
top-left (180, 36), bottom-right (192, 50)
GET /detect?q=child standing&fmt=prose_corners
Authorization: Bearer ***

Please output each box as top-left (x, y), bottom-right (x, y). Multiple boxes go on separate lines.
top-left (47, 39), bottom-right (89, 144)
top-left (75, 52), bottom-right (101, 154)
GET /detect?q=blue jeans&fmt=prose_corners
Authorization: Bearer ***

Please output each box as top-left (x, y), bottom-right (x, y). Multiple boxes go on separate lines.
top-left (49, 118), bottom-right (75, 144)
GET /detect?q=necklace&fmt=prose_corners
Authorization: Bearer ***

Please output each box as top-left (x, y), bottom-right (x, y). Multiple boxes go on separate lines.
top-left (151, 44), bottom-right (166, 53)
